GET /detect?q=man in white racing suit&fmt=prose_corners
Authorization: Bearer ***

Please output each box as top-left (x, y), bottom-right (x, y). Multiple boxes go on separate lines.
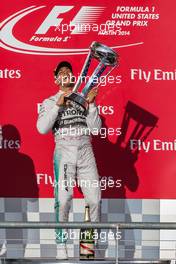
top-left (37, 61), bottom-right (101, 259)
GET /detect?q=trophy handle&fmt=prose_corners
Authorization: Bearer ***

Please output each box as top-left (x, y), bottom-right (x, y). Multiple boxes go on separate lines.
top-left (73, 50), bottom-right (92, 93)
top-left (95, 64), bottom-right (117, 89)
top-left (81, 60), bottom-right (106, 97)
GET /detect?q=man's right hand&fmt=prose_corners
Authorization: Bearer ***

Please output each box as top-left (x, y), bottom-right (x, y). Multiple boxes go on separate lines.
top-left (56, 91), bottom-right (72, 106)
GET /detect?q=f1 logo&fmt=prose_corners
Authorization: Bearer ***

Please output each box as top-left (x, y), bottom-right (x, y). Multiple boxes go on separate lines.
top-left (35, 6), bottom-right (74, 34)
top-left (35, 6), bottom-right (104, 35)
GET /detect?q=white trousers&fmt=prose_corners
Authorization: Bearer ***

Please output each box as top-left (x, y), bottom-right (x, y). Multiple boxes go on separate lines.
top-left (53, 136), bottom-right (101, 243)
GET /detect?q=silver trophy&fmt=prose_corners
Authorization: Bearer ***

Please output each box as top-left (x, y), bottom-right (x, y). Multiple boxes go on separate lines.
top-left (66, 41), bottom-right (119, 110)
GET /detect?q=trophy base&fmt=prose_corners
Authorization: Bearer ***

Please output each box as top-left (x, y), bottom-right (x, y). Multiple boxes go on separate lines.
top-left (65, 92), bottom-right (88, 111)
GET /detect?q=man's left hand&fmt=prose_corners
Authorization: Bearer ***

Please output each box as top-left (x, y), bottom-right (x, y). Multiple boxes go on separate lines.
top-left (86, 87), bottom-right (98, 104)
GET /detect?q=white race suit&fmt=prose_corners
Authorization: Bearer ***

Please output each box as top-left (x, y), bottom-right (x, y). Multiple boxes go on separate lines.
top-left (37, 91), bottom-right (101, 243)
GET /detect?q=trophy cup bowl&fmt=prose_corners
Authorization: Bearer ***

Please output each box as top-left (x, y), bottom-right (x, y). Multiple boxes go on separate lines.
top-left (90, 42), bottom-right (117, 66)
top-left (66, 41), bottom-right (119, 111)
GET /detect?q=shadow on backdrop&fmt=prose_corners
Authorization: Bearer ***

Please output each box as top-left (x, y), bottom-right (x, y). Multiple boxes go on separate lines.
top-left (0, 124), bottom-right (39, 257)
top-left (0, 124), bottom-right (38, 198)
top-left (92, 101), bottom-right (159, 259)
